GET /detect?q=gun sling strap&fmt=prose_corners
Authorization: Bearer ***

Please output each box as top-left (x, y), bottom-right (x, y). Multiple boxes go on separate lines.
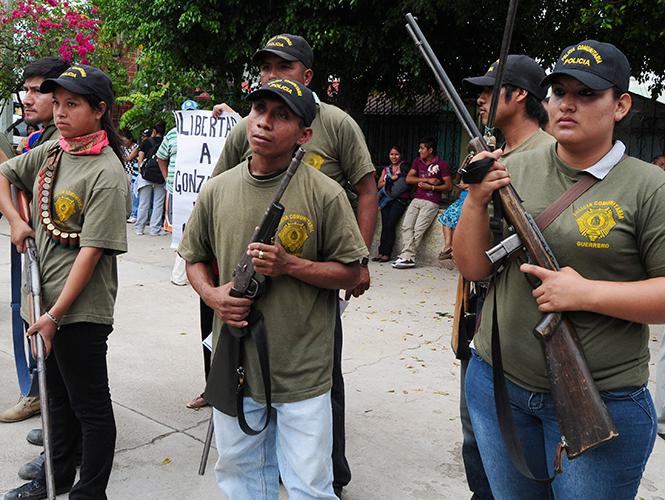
top-left (491, 171), bottom-right (600, 485)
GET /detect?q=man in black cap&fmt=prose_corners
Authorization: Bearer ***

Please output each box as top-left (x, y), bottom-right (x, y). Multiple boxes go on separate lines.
top-left (464, 54), bottom-right (554, 157)
top-left (180, 79), bottom-right (367, 499)
top-left (0, 56), bottom-right (71, 420)
top-left (211, 33), bottom-right (377, 495)
top-left (454, 54), bottom-right (555, 500)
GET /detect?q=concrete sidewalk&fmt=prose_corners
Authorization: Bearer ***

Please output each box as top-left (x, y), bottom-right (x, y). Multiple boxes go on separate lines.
top-left (0, 220), bottom-right (663, 499)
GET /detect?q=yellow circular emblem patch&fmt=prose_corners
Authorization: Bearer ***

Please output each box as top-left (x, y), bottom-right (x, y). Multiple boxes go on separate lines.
top-left (278, 221), bottom-right (310, 254)
top-left (575, 207), bottom-right (616, 242)
top-left (54, 195), bottom-right (78, 223)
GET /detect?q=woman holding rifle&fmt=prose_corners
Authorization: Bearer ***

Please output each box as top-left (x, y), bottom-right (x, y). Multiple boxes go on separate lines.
top-left (0, 65), bottom-right (129, 500)
top-left (454, 40), bottom-right (665, 499)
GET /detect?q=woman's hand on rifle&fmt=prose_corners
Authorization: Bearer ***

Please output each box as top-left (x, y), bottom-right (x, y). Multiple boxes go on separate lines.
top-left (26, 313), bottom-right (57, 358)
top-left (465, 149), bottom-right (511, 208)
top-left (10, 219), bottom-right (35, 253)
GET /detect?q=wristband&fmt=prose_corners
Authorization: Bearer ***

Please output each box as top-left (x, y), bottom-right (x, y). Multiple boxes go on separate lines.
top-left (45, 311), bottom-right (60, 327)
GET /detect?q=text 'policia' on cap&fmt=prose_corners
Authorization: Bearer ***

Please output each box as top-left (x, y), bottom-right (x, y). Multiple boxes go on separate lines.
top-left (252, 34), bottom-right (314, 69)
top-left (247, 79), bottom-right (317, 127)
top-left (40, 65), bottom-right (115, 106)
top-left (541, 40), bottom-right (631, 92)
top-left (463, 54), bottom-right (547, 101)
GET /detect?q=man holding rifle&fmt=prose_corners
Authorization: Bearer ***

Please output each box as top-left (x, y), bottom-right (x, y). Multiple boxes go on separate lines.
top-left (455, 54), bottom-right (553, 499)
top-left (211, 34), bottom-right (377, 495)
top-left (1, 57), bottom-right (70, 425)
top-left (179, 79), bottom-right (367, 499)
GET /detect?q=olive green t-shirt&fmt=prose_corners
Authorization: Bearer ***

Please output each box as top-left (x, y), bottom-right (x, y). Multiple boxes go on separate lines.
top-left (0, 141), bottom-right (130, 325)
top-left (474, 144), bottom-right (665, 392)
top-left (0, 133), bottom-right (15, 161)
top-left (211, 102), bottom-right (375, 199)
top-left (178, 160), bottom-right (368, 403)
top-left (502, 128), bottom-right (555, 159)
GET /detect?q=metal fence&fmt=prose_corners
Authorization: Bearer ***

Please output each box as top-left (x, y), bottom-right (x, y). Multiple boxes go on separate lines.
top-left (360, 109), bottom-right (463, 172)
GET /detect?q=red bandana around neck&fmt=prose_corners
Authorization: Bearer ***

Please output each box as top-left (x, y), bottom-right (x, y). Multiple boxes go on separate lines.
top-left (59, 129), bottom-right (109, 155)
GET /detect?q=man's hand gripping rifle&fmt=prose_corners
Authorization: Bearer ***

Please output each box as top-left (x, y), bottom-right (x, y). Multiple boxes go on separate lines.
top-left (229, 148), bottom-right (305, 300)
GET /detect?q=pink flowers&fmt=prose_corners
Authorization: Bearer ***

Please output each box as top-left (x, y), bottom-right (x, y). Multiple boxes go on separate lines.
top-left (1, 0), bottom-right (100, 64)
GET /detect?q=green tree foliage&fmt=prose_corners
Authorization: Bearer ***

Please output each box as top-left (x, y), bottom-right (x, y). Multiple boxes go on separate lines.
top-left (0, 0), bottom-right (100, 99)
top-left (97, 0), bottom-right (665, 123)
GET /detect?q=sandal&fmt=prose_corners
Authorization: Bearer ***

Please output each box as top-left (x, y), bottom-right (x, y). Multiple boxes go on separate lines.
top-left (438, 248), bottom-right (453, 260)
top-left (186, 394), bottom-right (209, 409)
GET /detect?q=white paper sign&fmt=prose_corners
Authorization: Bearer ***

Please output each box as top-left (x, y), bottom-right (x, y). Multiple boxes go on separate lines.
top-left (171, 109), bottom-right (241, 248)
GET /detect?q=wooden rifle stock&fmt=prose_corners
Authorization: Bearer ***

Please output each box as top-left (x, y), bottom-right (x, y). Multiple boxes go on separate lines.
top-left (535, 314), bottom-right (618, 457)
top-left (406, 12), bottom-right (618, 460)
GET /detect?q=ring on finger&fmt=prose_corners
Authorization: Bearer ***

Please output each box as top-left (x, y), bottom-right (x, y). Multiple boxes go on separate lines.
top-left (258, 250), bottom-right (264, 260)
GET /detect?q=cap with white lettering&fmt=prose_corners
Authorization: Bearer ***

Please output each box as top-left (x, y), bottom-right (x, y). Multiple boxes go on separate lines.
top-left (247, 79), bottom-right (316, 126)
top-left (541, 40), bottom-right (630, 92)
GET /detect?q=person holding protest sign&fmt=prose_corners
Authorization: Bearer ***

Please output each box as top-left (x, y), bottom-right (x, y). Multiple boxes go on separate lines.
top-left (211, 34), bottom-right (377, 494)
top-left (0, 64), bottom-right (129, 500)
top-left (179, 78), bottom-right (367, 499)
top-left (157, 99), bottom-right (199, 287)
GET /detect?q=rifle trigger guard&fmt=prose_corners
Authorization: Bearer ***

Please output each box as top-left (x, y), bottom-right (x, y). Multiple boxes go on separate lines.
top-left (244, 278), bottom-right (263, 300)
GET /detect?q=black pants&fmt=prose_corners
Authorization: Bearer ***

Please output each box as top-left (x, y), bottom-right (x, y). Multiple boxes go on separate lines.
top-left (46, 322), bottom-right (115, 500)
top-left (199, 298), bottom-right (212, 378)
top-left (332, 298), bottom-right (351, 488)
top-left (378, 200), bottom-right (407, 258)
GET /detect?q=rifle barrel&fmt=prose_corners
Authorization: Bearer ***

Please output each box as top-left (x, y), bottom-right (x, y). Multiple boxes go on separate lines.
top-left (405, 13), bottom-right (485, 145)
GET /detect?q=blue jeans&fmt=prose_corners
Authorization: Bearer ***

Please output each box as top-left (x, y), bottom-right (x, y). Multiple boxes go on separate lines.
top-left (213, 392), bottom-right (337, 500)
top-left (460, 357), bottom-right (493, 499)
top-left (466, 350), bottom-right (657, 500)
top-left (129, 176), bottom-right (139, 218)
top-left (136, 182), bottom-right (165, 235)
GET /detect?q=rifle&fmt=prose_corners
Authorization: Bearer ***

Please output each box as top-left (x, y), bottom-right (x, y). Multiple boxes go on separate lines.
top-left (198, 147), bottom-right (305, 473)
top-left (405, 13), bottom-right (618, 462)
top-left (230, 147), bottom-right (306, 299)
top-left (12, 186), bottom-right (56, 500)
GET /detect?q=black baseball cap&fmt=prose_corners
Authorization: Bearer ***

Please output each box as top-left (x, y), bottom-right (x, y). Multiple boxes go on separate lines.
top-left (41, 65), bottom-right (114, 106)
top-left (463, 55), bottom-right (547, 101)
top-left (247, 79), bottom-right (317, 127)
top-left (252, 34), bottom-right (314, 69)
top-left (541, 40), bottom-right (630, 92)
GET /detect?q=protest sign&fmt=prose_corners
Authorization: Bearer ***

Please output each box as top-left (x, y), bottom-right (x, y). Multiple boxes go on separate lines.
top-left (172, 109), bottom-right (240, 248)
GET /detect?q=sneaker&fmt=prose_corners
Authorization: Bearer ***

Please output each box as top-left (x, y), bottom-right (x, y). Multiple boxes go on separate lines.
top-left (0, 396), bottom-right (40, 423)
top-left (18, 454), bottom-right (44, 481)
top-left (135, 228), bottom-right (144, 236)
top-left (26, 428), bottom-right (43, 446)
top-left (149, 230), bottom-right (167, 236)
top-left (170, 280), bottom-right (188, 287)
top-left (4, 479), bottom-right (72, 500)
top-left (126, 216), bottom-right (137, 223)
top-left (392, 258), bottom-right (415, 269)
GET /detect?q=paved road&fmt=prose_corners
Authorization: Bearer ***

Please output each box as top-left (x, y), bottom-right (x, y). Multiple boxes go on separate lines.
top-left (0, 220), bottom-right (663, 499)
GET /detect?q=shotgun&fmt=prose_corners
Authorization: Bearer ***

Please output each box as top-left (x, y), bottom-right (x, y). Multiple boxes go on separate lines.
top-left (13, 186), bottom-right (56, 500)
top-left (405, 13), bottom-right (618, 461)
